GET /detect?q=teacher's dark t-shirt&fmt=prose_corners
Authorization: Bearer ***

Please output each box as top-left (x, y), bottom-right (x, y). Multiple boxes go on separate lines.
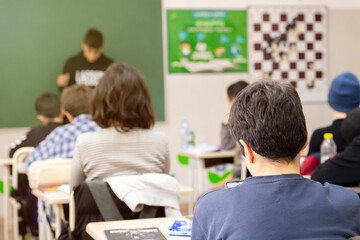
top-left (63, 51), bottom-right (113, 88)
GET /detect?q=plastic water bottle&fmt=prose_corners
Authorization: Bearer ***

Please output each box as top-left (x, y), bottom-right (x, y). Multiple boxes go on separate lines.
top-left (180, 117), bottom-right (192, 151)
top-left (320, 133), bottom-right (337, 163)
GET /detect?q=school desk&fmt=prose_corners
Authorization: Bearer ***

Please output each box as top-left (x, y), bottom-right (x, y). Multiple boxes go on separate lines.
top-left (86, 216), bottom-right (191, 240)
top-left (178, 150), bottom-right (238, 199)
top-left (32, 184), bottom-right (194, 240)
top-left (32, 188), bottom-right (69, 239)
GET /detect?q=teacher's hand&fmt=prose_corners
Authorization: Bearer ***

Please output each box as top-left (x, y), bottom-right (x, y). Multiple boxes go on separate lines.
top-left (57, 73), bottom-right (70, 87)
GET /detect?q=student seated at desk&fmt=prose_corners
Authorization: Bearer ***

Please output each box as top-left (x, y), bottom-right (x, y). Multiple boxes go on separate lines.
top-left (25, 85), bottom-right (100, 169)
top-left (220, 80), bottom-right (248, 152)
top-left (9, 92), bottom-right (62, 237)
top-left (213, 80), bottom-right (249, 190)
top-left (192, 80), bottom-right (360, 240)
top-left (312, 108), bottom-right (360, 186)
top-left (70, 62), bottom-right (170, 189)
top-left (9, 92), bottom-right (62, 157)
top-left (308, 72), bottom-right (360, 155)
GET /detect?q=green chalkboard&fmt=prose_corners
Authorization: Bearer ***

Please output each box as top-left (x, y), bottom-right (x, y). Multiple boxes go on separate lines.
top-left (0, 0), bottom-right (164, 128)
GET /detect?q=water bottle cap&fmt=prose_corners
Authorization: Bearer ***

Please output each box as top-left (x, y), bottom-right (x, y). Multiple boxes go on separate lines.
top-left (323, 133), bottom-right (333, 139)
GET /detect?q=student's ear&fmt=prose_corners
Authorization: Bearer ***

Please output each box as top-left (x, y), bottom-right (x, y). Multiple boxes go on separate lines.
top-left (81, 42), bottom-right (86, 50)
top-left (299, 130), bottom-right (309, 157)
top-left (63, 111), bottom-right (74, 123)
top-left (239, 139), bottom-right (254, 164)
top-left (301, 131), bottom-right (309, 151)
top-left (36, 115), bottom-right (47, 125)
top-left (228, 97), bottom-right (235, 106)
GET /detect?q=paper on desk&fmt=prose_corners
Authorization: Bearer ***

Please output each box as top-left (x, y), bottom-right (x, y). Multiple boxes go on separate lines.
top-left (57, 184), bottom-right (70, 194)
top-left (184, 144), bottom-right (220, 154)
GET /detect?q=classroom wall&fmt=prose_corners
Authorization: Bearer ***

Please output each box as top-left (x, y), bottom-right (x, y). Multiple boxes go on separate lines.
top-left (1, 0), bottom-right (360, 189)
top-left (160, 0), bottom-right (360, 185)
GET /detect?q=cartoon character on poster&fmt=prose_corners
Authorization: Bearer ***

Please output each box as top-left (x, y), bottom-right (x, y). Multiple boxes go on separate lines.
top-left (179, 41), bottom-right (191, 58)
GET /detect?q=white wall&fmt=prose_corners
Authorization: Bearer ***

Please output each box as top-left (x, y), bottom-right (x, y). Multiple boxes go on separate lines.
top-left (160, 0), bottom-right (360, 185)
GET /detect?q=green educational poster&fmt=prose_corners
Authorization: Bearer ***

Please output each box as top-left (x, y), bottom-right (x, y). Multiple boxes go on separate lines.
top-left (167, 10), bottom-right (248, 73)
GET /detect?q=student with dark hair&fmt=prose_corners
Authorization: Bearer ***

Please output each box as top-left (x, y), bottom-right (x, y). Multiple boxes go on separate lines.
top-left (69, 63), bottom-right (170, 189)
top-left (8, 92), bottom-right (63, 237)
top-left (312, 108), bottom-right (360, 186)
top-left (9, 92), bottom-right (62, 157)
top-left (220, 80), bottom-right (248, 151)
top-left (212, 80), bottom-right (249, 189)
top-left (57, 28), bottom-right (113, 90)
top-left (192, 80), bottom-right (360, 240)
top-left (25, 85), bottom-right (100, 169)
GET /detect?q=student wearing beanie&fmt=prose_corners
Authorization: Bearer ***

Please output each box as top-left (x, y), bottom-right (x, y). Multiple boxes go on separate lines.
top-left (308, 72), bottom-right (360, 155)
top-left (312, 108), bottom-right (360, 186)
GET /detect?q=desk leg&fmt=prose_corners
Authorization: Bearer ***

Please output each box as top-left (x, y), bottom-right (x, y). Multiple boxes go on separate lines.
top-left (3, 165), bottom-right (9, 240)
top-left (54, 204), bottom-right (62, 238)
top-left (187, 195), bottom-right (193, 216)
top-left (38, 200), bottom-right (51, 240)
top-left (188, 159), bottom-right (194, 203)
top-left (189, 158), bottom-right (204, 200)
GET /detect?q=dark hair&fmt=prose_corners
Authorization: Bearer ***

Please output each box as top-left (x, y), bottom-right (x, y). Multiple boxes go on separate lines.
top-left (35, 92), bottom-right (60, 118)
top-left (341, 108), bottom-right (360, 143)
top-left (91, 62), bottom-right (155, 131)
top-left (61, 85), bottom-right (92, 117)
top-left (228, 80), bottom-right (307, 163)
top-left (227, 80), bottom-right (249, 100)
top-left (84, 29), bottom-right (103, 49)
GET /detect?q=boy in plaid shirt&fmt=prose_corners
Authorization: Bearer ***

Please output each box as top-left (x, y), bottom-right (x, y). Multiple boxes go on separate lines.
top-left (25, 85), bottom-right (100, 170)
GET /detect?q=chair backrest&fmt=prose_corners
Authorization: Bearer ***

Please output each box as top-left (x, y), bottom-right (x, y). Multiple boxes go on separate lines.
top-left (12, 147), bottom-right (35, 189)
top-left (69, 181), bottom-right (165, 240)
top-left (27, 158), bottom-right (72, 189)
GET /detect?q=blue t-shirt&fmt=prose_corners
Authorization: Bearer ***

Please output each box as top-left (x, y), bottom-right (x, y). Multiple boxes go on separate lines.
top-left (192, 174), bottom-right (360, 240)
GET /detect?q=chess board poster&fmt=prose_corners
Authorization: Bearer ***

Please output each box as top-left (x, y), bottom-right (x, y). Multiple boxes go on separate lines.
top-left (167, 10), bottom-right (248, 73)
top-left (248, 6), bottom-right (328, 102)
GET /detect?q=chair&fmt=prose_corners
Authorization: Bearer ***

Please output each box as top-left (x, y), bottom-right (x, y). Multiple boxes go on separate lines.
top-left (28, 158), bottom-right (72, 189)
top-left (27, 158), bottom-right (72, 240)
top-left (9, 147), bottom-right (34, 240)
top-left (67, 181), bottom-right (165, 240)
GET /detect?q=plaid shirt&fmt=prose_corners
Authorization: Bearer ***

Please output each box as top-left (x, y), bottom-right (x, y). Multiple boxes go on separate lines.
top-left (25, 114), bottom-right (100, 170)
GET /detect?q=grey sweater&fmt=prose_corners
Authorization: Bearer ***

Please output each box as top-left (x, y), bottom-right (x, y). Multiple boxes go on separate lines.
top-left (70, 127), bottom-right (170, 189)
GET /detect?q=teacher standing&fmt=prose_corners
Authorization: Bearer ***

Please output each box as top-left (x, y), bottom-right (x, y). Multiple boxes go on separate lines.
top-left (57, 29), bottom-right (113, 90)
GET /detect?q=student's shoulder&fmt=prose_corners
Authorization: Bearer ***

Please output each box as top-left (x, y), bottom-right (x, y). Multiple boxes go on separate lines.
top-left (76, 129), bottom-right (101, 143)
top-left (311, 126), bottom-right (331, 139)
top-left (323, 182), bottom-right (360, 209)
top-left (101, 53), bottom-right (114, 65)
top-left (197, 188), bottom-right (235, 207)
top-left (65, 52), bottom-right (83, 64)
top-left (148, 129), bottom-right (169, 144)
top-left (28, 124), bottom-right (46, 134)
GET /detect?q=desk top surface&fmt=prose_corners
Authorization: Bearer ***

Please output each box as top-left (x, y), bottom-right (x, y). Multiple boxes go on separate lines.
top-left (86, 216), bottom-right (191, 240)
top-left (179, 150), bottom-right (235, 159)
top-left (0, 158), bottom-right (12, 166)
top-left (32, 188), bottom-right (70, 204)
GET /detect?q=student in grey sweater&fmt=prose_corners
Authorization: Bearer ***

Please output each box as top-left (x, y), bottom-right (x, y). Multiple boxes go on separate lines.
top-left (70, 63), bottom-right (170, 189)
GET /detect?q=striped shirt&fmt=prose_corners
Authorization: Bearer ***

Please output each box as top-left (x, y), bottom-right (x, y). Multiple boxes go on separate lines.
top-left (70, 127), bottom-right (170, 189)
